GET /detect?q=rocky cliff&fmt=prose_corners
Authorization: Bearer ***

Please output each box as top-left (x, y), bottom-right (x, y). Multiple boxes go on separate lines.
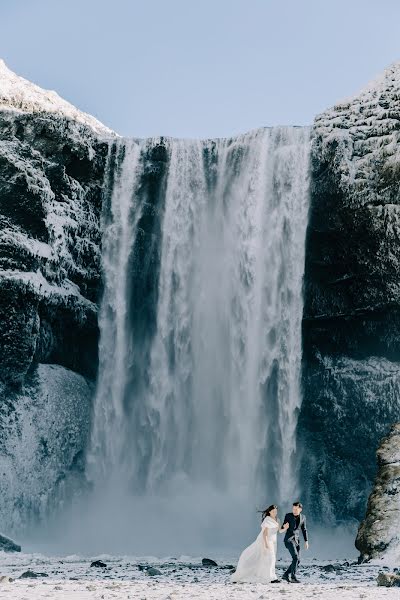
top-left (300, 63), bottom-right (400, 522)
top-left (356, 423), bottom-right (400, 561)
top-left (2, 58), bottom-right (400, 545)
top-left (0, 60), bottom-right (114, 530)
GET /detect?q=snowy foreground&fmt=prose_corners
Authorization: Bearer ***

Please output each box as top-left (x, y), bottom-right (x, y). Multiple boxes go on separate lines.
top-left (0, 552), bottom-right (398, 599)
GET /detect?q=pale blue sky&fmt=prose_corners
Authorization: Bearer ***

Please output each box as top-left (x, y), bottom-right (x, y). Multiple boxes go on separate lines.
top-left (1, 0), bottom-right (400, 138)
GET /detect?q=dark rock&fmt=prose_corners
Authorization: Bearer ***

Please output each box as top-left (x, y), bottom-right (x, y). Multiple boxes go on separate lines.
top-left (301, 63), bottom-right (400, 523)
top-left (322, 564), bottom-right (336, 573)
top-left (90, 560), bottom-right (107, 568)
top-left (202, 558), bottom-right (218, 567)
top-left (0, 533), bottom-right (21, 553)
top-left (146, 567), bottom-right (162, 576)
top-left (356, 423), bottom-right (400, 560)
top-left (20, 570), bottom-right (48, 578)
top-left (0, 60), bottom-right (114, 533)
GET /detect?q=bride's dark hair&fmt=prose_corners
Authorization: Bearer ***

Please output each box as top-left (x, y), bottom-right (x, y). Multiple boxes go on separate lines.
top-left (259, 504), bottom-right (278, 522)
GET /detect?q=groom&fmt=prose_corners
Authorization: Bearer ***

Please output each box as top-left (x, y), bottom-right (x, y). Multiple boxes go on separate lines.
top-left (282, 501), bottom-right (309, 584)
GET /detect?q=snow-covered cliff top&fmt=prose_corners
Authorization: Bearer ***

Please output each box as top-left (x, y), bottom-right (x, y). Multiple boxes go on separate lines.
top-left (0, 59), bottom-right (115, 138)
top-left (339, 61), bottom-right (400, 109)
top-left (313, 61), bottom-right (400, 202)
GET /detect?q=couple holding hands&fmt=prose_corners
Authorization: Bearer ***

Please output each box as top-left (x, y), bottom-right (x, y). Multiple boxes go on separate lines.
top-left (232, 501), bottom-right (309, 584)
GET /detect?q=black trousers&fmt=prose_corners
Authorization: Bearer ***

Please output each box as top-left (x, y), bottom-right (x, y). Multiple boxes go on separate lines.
top-left (284, 538), bottom-right (300, 577)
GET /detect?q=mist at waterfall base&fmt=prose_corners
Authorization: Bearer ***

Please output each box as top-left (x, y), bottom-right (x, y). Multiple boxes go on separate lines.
top-left (29, 127), bottom-right (330, 558)
top-left (26, 483), bottom-right (359, 560)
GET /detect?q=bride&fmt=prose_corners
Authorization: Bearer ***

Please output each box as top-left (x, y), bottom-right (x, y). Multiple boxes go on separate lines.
top-left (231, 504), bottom-right (288, 583)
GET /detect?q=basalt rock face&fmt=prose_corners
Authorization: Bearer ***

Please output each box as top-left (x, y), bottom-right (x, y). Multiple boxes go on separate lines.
top-left (0, 532), bottom-right (21, 552)
top-left (0, 60), bottom-right (114, 531)
top-left (301, 63), bottom-right (400, 522)
top-left (356, 423), bottom-right (400, 561)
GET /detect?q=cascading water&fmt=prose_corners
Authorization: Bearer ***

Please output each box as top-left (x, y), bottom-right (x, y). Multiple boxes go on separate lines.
top-left (86, 127), bottom-right (310, 553)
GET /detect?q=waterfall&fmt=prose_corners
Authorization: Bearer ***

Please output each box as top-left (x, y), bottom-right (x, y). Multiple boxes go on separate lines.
top-left (86, 127), bottom-right (310, 551)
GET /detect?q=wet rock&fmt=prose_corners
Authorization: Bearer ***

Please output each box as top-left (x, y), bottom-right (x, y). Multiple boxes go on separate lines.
top-left (301, 63), bottom-right (400, 523)
top-left (356, 423), bottom-right (400, 560)
top-left (20, 570), bottom-right (48, 578)
top-left (0, 575), bottom-right (14, 583)
top-left (202, 558), bottom-right (218, 567)
top-left (377, 572), bottom-right (400, 587)
top-left (322, 564), bottom-right (336, 573)
top-left (1, 364), bottom-right (92, 534)
top-left (146, 567), bottom-right (162, 576)
top-left (0, 533), bottom-right (21, 553)
top-left (0, 60), bottom-right (113, 533)
top-left (90, 560), bottom-right (107, 568)
top-left (357, 554), bottom-right (370, 564)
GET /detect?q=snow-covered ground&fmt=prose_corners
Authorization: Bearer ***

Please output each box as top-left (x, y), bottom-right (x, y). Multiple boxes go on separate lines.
top-left (0, 552), bottom-right (398, 599)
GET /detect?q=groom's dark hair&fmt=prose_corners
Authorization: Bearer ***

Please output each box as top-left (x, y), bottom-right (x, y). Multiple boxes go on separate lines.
top-left (293, 501), bottom-right (303, 508)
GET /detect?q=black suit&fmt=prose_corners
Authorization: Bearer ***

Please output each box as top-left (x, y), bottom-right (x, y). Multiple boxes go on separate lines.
top-left (282, 512), bottom-right (308, 579)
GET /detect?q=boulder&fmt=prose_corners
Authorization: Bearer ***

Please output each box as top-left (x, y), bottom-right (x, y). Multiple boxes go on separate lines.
top-left (321, 564), bottom-right (336, 573)
top-left (90, 560), bottom-right (107, 568)
top-left (146, 567), bottom-right (162, 576)
top-left (356, 423), bottom-right (400, 561)
top-left (377, 572), bottom-right (400, 587)
top-left (202, 558), bottom-right (218, 567)
top-left (20, 570), bottom-right (48, 578)
top-left (0, 533), bottom-right (21, 552)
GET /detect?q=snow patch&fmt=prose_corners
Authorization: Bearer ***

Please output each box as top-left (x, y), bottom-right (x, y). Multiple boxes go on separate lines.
top-left (314, 61), bottom-right (400, 204)
top-left (0, 59), bottom-right (115, 138)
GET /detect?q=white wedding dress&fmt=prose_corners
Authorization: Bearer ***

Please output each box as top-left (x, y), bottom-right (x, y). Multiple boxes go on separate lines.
top-left (231, 516), bottom-right (278, 583)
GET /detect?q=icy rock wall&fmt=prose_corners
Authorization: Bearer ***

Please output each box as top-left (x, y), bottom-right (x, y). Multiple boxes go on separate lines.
top-left (356, 423), bottom-right (400, 561)
top-left (0, 60), bottom-right (113, 531)
top-left (301, 63), bottom-right (400, 521)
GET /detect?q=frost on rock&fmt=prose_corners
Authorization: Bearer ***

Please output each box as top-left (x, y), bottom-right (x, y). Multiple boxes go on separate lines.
top-left (0, 60), bottom-right (114, 385)
top-left (0, 59), bottom-right (114, 139)
top-left (302, 63), bottom-right (400, 524)
top-left (314, 61), bottom-right (400, 204)
top-left (0, 61), bottom-right (113, 530)
top-left (356, 423), bottom-right (400, 562)
top-left (308, 61), bottom-right (400, 318)
top-left (299, 355), bottom-right (400, 523)
top-left (0, 364), bottom-right (92, 534)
